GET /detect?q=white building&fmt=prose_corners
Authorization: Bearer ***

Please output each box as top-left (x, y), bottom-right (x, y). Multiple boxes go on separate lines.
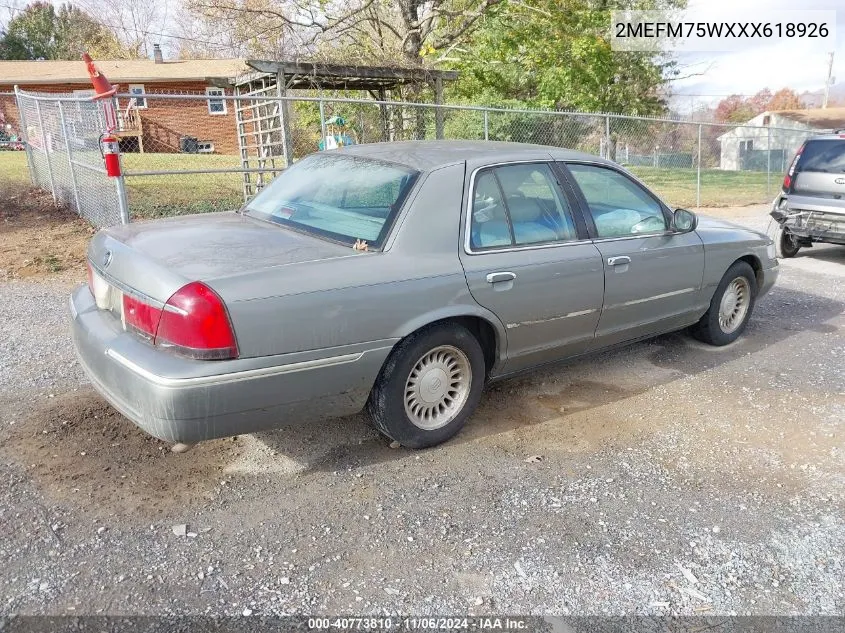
top-left (717, 108), bottom-right (845, 171)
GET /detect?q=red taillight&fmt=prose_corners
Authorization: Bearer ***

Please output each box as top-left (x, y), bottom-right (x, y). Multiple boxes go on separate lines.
top-left (122, 293), bottom-right (162, 342)
top-left (783, 143), bottom-right (804, 191)
top-left (120, 281), bottom-right (238, 360)
top-left (155, 282), bottom-right (238, 360)
top-left (86, 261), bottom-right (94, 294)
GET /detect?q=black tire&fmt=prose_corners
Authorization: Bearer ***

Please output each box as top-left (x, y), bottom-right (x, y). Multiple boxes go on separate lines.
top-left (774, 225), bottom-right (801, 258)
top-left (365, 322), bottom-right (486, 449)
top-left (691, 261), bottom-right (758, 346)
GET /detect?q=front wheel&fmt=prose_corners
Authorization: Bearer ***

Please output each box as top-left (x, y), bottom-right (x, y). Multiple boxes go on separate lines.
top-left (691, 261), bottom-right (758, 346)
top-left (366, 323), bottom-right (486, 449)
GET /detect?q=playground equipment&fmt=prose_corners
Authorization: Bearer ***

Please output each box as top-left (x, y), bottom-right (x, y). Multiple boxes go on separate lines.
top-left (318, 115), bottom-right (358, 151)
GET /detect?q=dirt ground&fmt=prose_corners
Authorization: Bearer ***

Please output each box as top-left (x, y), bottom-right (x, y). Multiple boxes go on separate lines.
top-left (0, 202), bottom-right (842, 617)
top-left (0, 183), bottom-right (91, 281)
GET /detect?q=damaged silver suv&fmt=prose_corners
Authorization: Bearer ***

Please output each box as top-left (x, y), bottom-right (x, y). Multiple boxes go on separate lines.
top-left (769, 132), bottom-right (845, 258)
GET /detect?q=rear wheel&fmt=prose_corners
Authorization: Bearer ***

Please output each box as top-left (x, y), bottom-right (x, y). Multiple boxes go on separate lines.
top-left (366, 323), bottom-right (485, 448)
top-left (774, 224), bottom-right (801, 258)
top-left (691, 261), bottom-right (758, 346)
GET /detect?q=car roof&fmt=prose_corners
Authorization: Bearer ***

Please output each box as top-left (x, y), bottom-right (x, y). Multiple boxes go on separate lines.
top-left (805, 132), bottom-right (845, 141)
top-left (332, 140), bottom-right (611, 171)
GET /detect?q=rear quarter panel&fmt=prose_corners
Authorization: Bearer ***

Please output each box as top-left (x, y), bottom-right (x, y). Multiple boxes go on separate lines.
top-left (211, 163), bottom-right (508, 361)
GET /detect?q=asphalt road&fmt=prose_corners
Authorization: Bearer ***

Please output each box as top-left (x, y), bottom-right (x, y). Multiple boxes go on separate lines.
top-left (0, 207), bottom-right (842, 617)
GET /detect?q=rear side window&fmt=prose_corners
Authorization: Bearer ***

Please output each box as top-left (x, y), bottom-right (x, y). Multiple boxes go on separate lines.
top-left (796, 140), bottom-right (845, 173)
top-left (469, 163), bottom-right (578, 250)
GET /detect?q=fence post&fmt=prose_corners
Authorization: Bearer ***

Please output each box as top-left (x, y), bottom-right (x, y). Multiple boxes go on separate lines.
top-left (696, 124), bottom-right (702, 209)
top-left (34, 100), bottom-right (57, 203)
top-left (56, 101), bottom-right (82, 216)
top-left (605, 115), bottom-right (611, 160)
top-left (483, 109), bottom-right (489, 141)
top-left (318, 99), bottom-right (327, 148)
top-left (14, 86), bottom-right (37, 186)
top-left (111, 95), bottom-right (130, 224)
top-left (766, 126), bottom-right (771, 197)
top-left (115, 175), bottom-right (130, 224)
top-left (275, 71), bottom-right (294, 166)
top-left (434, 77), bottom-right (445, 140)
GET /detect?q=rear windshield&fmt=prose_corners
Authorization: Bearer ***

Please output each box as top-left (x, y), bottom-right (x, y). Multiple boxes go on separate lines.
top-left (797, 140), bottom-right (845, 173)
top-left (244, 153), bottom-right (419, 249)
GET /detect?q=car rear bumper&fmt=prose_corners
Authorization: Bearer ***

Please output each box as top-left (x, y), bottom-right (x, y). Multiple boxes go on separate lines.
top-left (70, 285), bottom-right (395, 443)
top-left (771, 196), bottom-right (845, 244)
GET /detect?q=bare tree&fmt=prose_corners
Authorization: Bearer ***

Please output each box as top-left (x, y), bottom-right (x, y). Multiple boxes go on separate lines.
top-left (184, 0), bottom-right (503, 66)
top-left (77, 0), bottom-right (178, 58)
top-left (175, 0), bottom-right (297, 59)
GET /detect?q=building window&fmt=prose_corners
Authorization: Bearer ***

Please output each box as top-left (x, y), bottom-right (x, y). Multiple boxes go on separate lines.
top-left (128, 84), bottom-right (147, 109)
top-left (739, 140), bottom-right (754, 154)
top-left (206, 88), bottom-right (227, 115)
top-left (762, 115), bottom-right (771, 126)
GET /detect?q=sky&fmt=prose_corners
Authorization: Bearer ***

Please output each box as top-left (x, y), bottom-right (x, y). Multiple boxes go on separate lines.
top-left (2, 0), bottom-right (841, 114)
top-left (669, 0), bottom-right (845, 112)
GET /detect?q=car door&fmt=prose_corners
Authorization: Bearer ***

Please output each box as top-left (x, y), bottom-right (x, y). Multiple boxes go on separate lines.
top-left (459, 162), bottom-right (605, 373)
top-left (560, 162), bottom-right (705, 348)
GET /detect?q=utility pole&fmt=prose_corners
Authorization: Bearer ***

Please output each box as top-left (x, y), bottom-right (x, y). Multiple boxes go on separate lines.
top-left (822, 52), bottom-right (834, 108)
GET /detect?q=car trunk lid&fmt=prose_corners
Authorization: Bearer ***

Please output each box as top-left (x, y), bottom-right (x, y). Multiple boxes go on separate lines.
top-left (793, 171), bottom-right (845, 199)
top-left (87, 211), bottom-right (355, 305)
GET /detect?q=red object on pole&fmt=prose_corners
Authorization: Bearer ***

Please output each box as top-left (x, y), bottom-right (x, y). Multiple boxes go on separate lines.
top-left (82, 53), bottom-right (117, 99)
top-left (84, 52), bottom-right (121, 176)
top-left (101, 134), bottom-right (121, 177)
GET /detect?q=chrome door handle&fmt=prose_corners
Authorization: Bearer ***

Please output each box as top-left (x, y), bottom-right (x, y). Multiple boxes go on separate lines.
top-left (607, 256), bottom-right (631, 266)
top-left (486, 271), bottom-right (516, 284)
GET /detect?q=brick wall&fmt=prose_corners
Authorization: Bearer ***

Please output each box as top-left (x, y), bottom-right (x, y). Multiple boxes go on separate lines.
top-left (0, 81), bottom-right (239, 155)
top-left (0, 92), bottom-right (21, 133)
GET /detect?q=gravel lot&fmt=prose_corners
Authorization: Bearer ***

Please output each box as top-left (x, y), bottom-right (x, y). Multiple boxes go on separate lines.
top-left (0, 206), bottom-right (842, 617)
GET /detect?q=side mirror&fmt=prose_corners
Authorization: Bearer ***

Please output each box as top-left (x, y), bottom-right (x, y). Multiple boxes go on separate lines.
top-left (673, 208), bottom-right (697, 233)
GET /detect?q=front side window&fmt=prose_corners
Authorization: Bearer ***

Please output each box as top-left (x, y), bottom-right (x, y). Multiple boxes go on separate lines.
top-left (244, 154), bottom-right (418, 249)
top-left (470, 163), bottom-right (577, 250)
top-left (206, 87), bottom-right (227, 115)
top-left (566, 163), bottom-right (667, 238)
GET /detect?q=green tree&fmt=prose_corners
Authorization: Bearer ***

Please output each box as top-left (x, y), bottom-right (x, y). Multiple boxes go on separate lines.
top-left (0, 2), bottom-right (125, 60)
top-left (451, 0), bottom-right (685, 116)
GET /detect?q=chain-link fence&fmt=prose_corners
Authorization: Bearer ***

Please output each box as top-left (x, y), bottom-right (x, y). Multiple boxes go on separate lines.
top-left (7, 89), bottom-right (824, 226)
top-left (11, 89), bottom-right (128, 227)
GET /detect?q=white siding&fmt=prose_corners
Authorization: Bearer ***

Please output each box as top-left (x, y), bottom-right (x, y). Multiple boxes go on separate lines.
top-left (718, 113), bottom-right (816, 170)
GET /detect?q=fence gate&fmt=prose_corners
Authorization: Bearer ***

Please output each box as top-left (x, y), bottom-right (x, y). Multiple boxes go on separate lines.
top-left (15, 88), bottom-right (126, 228)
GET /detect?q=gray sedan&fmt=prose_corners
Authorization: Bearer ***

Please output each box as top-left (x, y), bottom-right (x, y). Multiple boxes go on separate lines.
top-left (71, 141), bottom-right (778, 450)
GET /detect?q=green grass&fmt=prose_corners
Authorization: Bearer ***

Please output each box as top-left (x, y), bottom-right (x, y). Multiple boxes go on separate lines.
top-left (631, 166), bottom-right (775, 208)
top-left (0, 151), bottom-right (31, 187)
top-left (120, 153), bottom-right (245, 219)
top-left (1, 150), bottom-right (779, 219)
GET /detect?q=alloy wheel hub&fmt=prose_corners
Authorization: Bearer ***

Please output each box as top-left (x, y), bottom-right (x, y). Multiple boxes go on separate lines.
top-left (404, 345), bottom-right (471, 431)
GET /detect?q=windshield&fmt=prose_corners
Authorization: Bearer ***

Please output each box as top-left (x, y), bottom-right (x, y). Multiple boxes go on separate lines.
top-left (244, 153), bottom-right (419, 248)
top-left (797, 140), bottom-right (845, 173)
